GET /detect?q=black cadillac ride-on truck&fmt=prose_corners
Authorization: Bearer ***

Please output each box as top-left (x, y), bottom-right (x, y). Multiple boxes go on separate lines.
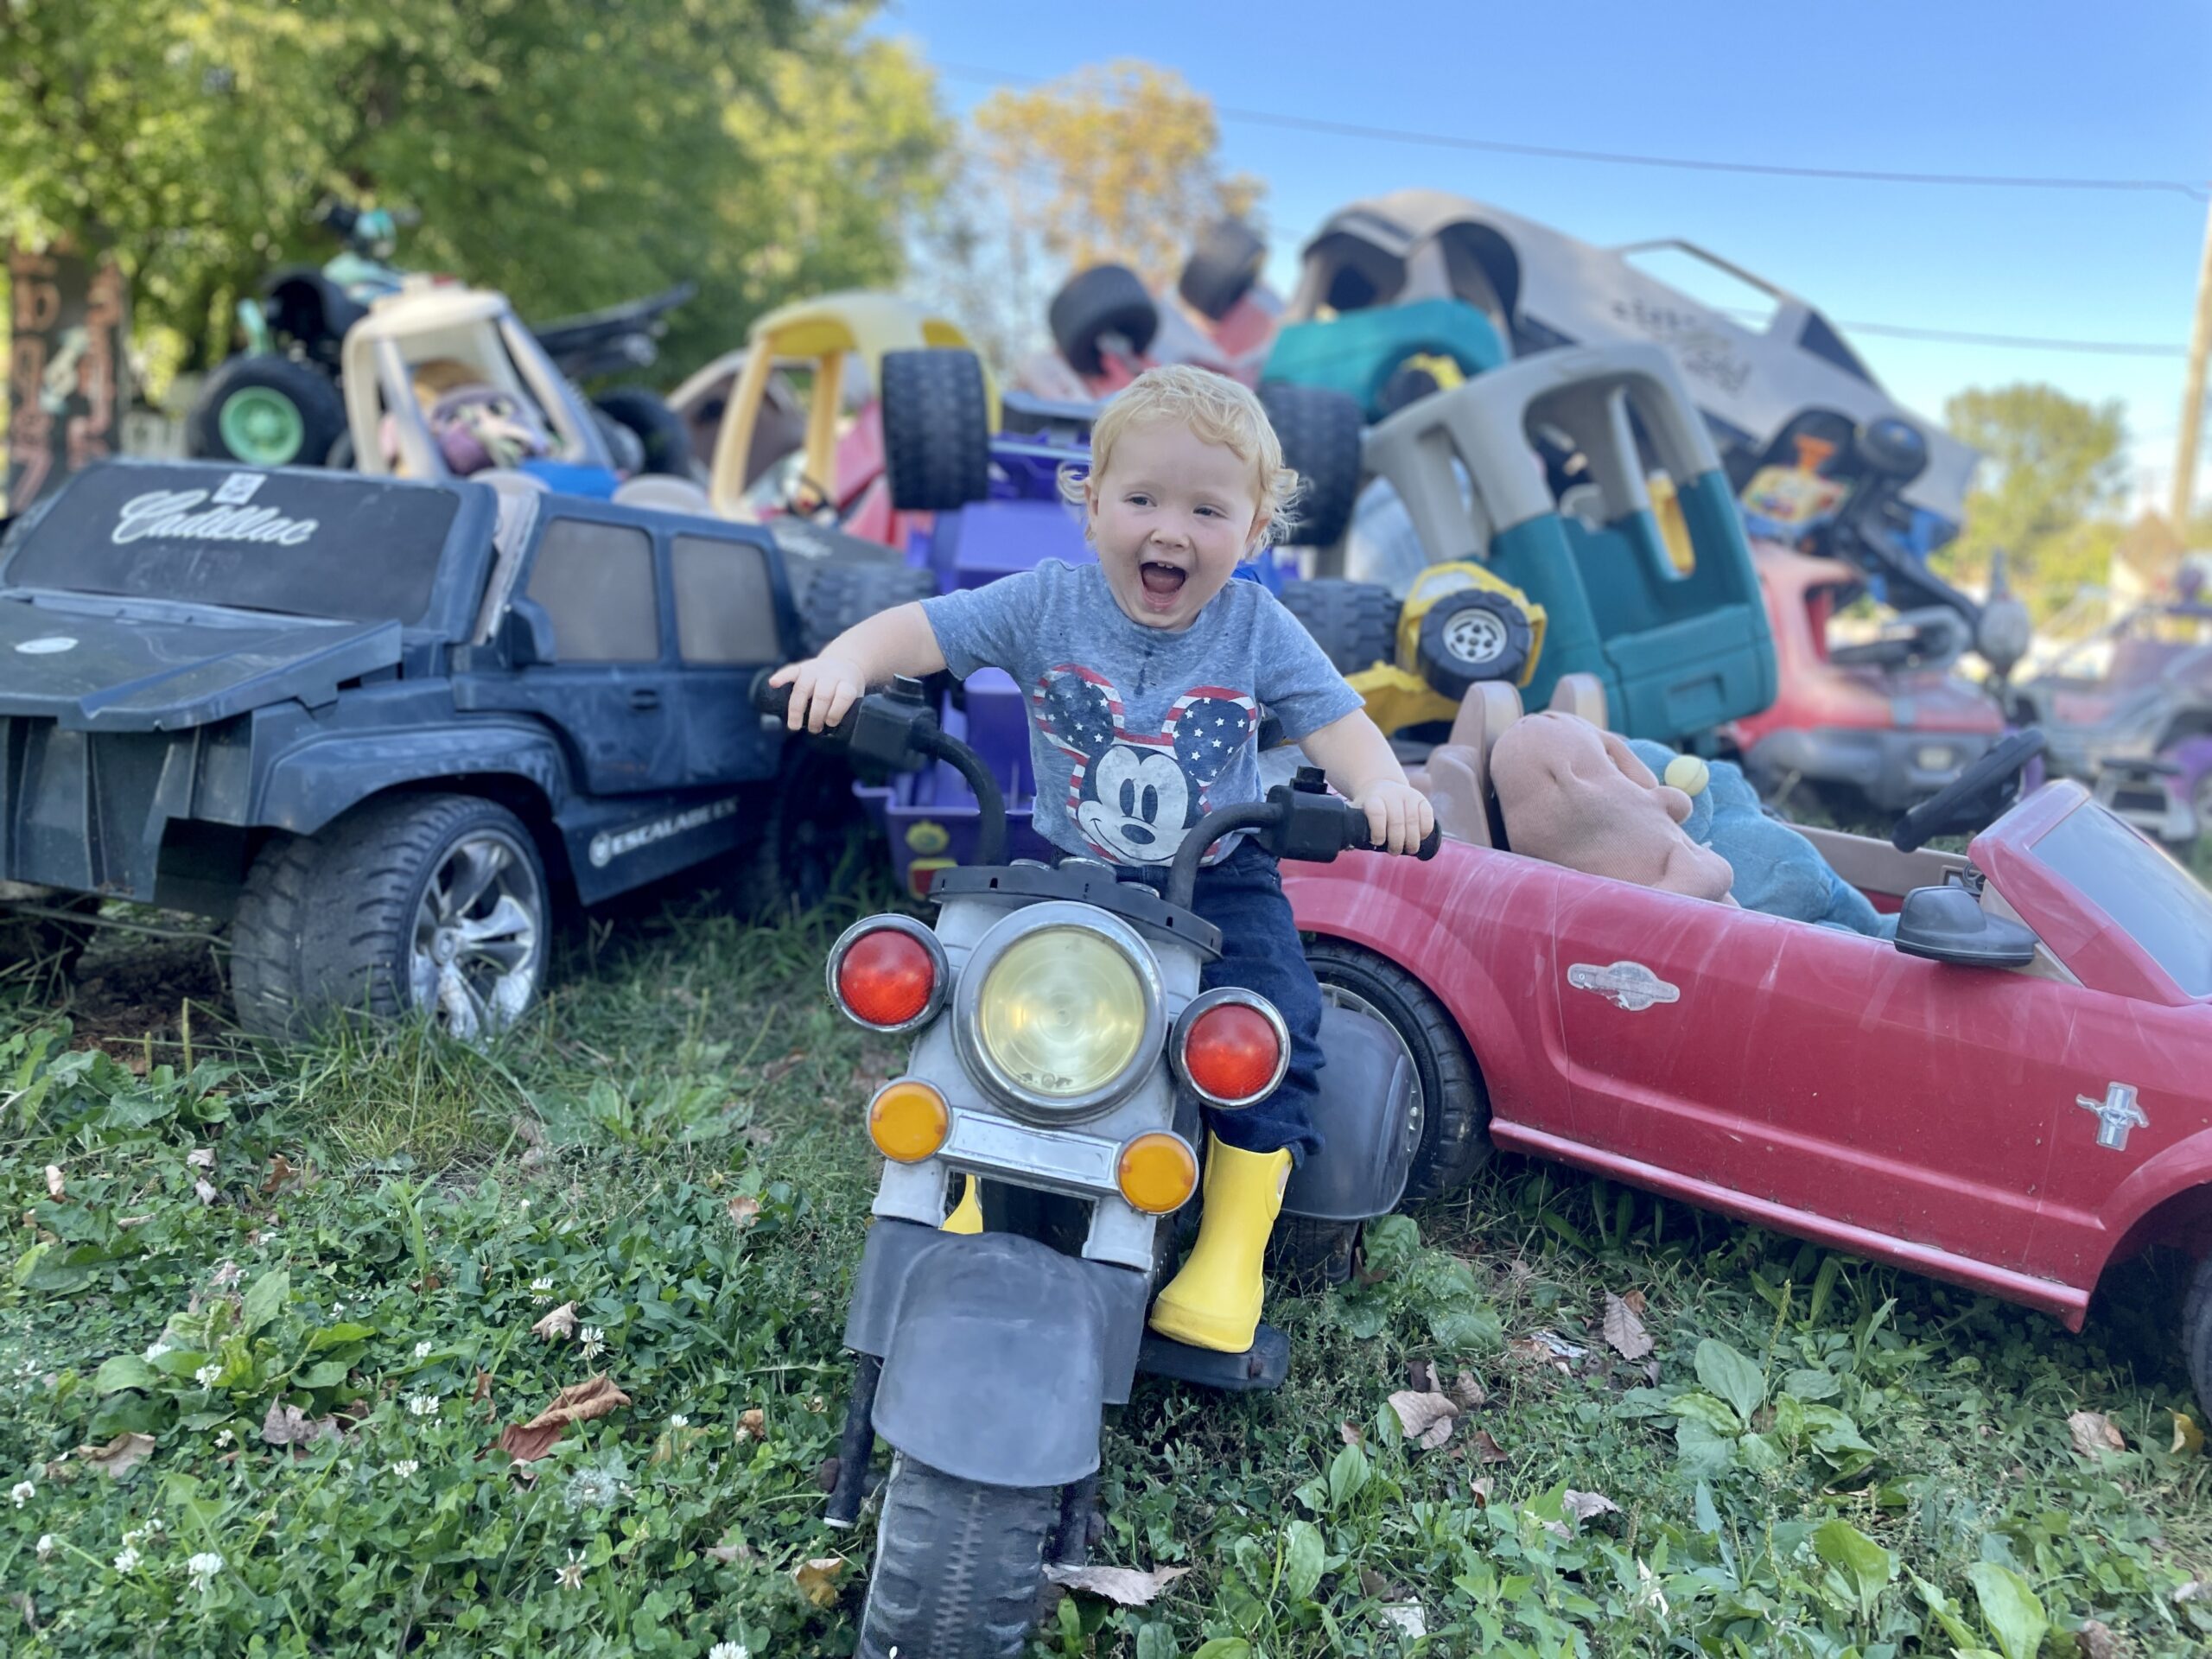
top-left (0, 459), bottom-right (924, 1037)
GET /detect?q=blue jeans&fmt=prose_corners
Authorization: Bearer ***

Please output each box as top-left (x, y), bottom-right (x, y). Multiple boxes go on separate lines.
top-left (1128, 838), bottom-right (1324, 1161)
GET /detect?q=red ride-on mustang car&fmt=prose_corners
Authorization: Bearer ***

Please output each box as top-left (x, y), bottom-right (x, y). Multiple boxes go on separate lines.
top-left (1284, 682), bottom-right (2212, 1406)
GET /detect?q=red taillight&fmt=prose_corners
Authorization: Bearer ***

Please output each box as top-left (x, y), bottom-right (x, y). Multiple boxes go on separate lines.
top-left (836, 928), bottom-right (936, 1027)
top-left (1182, 1001), bottom-right (1283, 1104)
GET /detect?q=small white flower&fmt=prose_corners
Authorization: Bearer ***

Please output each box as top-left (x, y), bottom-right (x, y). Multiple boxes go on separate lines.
top-left (113, 1545), bottom-right (141, 1573)
top-left (215, 1428), bottom-right (235, 1448)
top-left (331, 1300), bottom-right (345, 1313)
top-left (143, 1341), bottom-right (172, 1363)
top-left (413, 1340), bottom-right (434, 1360)
top-left (578, 1325), bottom-right (606, 1360)
top-left (406, 1393), bottom-right (438, 1417)
top-left (194, 1362), bottom-right (223, 1388)
top-left (709, 1643), bottom-right (749, 1659)
top-left (391, 1459), bottom-right (420, 1480)
top-left (669, 1414), bottom-right (689, 1429)
top-left (122, 1528), bottom-right (145, 1548)
top-left (146, 1516), bottom-right (163, 1535)
top-left (553, 1548), bottom-right (586, 1590)
top-left (530, 1276), bottom-right (555, 1303)
top-left (10, 1480), bottom-right (32, 1508)
top-left (186, 1549), bottom-right (224, 1589)
top-left (36, 1534), bottom-right (55, 1561)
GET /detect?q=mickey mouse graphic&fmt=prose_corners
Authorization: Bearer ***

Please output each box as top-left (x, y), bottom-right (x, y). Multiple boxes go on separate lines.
top-left (1034, 665), bottom-right (1258, 864)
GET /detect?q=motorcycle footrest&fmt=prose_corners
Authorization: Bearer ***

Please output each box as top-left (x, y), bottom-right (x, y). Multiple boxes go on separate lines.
top-left (1134, 1322), bottom-right (1288, 1392)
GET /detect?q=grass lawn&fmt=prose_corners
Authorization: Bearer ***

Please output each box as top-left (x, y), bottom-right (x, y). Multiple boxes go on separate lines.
top-left (3, 886), bottom-right (2209, 1658)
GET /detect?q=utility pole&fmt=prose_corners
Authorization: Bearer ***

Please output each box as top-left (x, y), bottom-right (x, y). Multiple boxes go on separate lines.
top-left (2171, 190), bottom-right (2212, 532)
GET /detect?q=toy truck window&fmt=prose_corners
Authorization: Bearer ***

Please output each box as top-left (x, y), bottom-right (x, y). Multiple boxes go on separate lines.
top-left (4, 466), bottom-right (454, 624)
top-left (524, 518), bottom-right (660, 663)
top-left (669, 534), bottom-right (779, 665)
top-left (2031, 803), bottom-right (2212, 997)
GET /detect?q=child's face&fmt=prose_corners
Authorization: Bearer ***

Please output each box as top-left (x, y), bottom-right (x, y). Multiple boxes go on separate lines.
top-left (1085, 417), bottom-right (1266, 631)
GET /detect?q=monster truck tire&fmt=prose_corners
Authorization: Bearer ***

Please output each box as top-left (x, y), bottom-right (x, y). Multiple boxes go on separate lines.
top-left (1049, 264), bottom-right (1159, 378)
top-left (593, 387), bottom-right (694, 477)
top-left (1261, 381), bottom-right (1363, 547)
top-left (590, 406), bottom-right (647, 475)
top-left (187, 355), bottom-right (348, 468)
top-left (2183, 1253), bottom-right (2212, 1418)
top-left (798, 563), bottom-right (939, 658)
top-left (857, 1454), bottom-right (1058, 1659)
top-left (1179, 217), bottom-right (1267, 321)
top-left (1306, 938), bottom-right (1491, 1205)
top-left (1268, 1215), bottom-right (1363, 1292)
top-left (1280, 578), bottom-right (1401, 676)
top-left (1417, 588), bottom-right (1534, 699)
top-left (881, 348), bottom-right (991, 512)
top-left (232, 793), bottom-right (550, 1043)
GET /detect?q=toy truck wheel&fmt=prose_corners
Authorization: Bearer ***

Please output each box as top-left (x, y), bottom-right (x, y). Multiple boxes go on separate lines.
top-left (1280, 578), bottom-right (1401, 676)
top-left (1418, 589), bottom-right (1534, 698)
top-left (799, 563), bottom-right (939, 658)
top-left (1179, 217), bottom-right (1267, 321)
top-left (2184, 1253), bottom-right (2212, 1416)
top-left (723, 747), bottom-right (869, 922)
top-left (187, 355), bottom-right (347, 468)
top-left (881, 349), bottom-right (991, 512)
top-left (232, 793), bottom-right (550, 1043)
top-left (1268, 1214), bottom-right (1363, 1291)
top-left (1306, 938), bottom-right (1491, 1204)
top-left (858, 1453), bottom-right (1058, 1659)
top-left (1049, 264), bottom-right (1159, 378)
top-left (593, 387), bottom-right (694, 477)
top-left (1261, 382), bottom-right (1363, 547)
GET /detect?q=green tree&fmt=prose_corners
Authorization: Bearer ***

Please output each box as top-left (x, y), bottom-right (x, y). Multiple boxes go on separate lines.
top-left (0, 1), bottom-right (950, 379)
top-left (1938, 382), bottom-right (2127, 618)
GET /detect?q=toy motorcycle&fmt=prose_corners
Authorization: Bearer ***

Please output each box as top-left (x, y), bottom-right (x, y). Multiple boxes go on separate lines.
top-left (755, 675), bottom-right (1437, 1659)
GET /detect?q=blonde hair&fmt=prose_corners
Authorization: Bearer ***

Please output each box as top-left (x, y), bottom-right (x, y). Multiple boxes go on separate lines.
top-left (1061, 364), bottom-right (1302, 555)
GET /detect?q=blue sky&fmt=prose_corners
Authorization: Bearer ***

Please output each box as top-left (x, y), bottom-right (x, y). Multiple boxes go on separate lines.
top-left (871, 0), bottom-right (2212, 508)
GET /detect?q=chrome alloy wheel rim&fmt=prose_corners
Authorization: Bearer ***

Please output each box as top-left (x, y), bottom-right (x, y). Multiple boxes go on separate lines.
top-left (409, 830), bottom-right (542, 1041)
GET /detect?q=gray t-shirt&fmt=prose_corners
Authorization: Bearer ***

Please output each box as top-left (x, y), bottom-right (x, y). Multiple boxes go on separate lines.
top-left (922, 560), bottom-right (1363, 867)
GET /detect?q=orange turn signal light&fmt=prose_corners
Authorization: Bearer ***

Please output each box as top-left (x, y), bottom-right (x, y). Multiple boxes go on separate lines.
top-left (868, 1080), bottom-right (950, 1163)
top-left (1116, 1131), bottom-right (1198, 1215)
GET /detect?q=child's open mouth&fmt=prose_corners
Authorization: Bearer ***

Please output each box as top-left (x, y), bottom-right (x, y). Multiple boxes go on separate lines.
top-left (1138, 561), bottom-right (1187, 610)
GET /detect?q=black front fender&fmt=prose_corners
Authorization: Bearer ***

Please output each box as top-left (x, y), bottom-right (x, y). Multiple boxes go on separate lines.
top-left (847, 1220), bottom-right (1149, 1490)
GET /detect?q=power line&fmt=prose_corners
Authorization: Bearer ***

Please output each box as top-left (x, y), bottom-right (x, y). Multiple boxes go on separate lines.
top-left (931, 61), bottom-right (2210, 203)
top-left (1712, 305), bottom-right (2184, 357)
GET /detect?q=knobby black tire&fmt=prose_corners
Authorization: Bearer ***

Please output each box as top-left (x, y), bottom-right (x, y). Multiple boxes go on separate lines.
top-left (1260, 382), bottom-right (1363, 548)
top-left (1048, 265), bottom-right (1159, 378)
top-left (881, 349), bottom-right (991, 512)
top-left (798, 563), bottom-right (939, 658)
top-left (857, 1455), bottom-right (1059, 1659)
top-left (1306, 937), bottom-right (1491, 1204)
top-left (186, 354), bottom-right (348, 468)
top-left (592, 387), bottom-right (694, 477)
top-left (2183, 1253), bottom-right (2212, 1419)
top-left (1269, 1214), bottom-right (1363, 1292)
top-left (230, 793), bottom-right (548, 1041)
top-left (1279, 578), bottom-right (1401, 677)
top-left (1179, 217), bottom-right (1267, 321)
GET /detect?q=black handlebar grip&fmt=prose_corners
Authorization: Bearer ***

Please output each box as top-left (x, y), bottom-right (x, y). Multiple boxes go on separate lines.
top-left (1345, 810), bottom-right (1445, 860)
top-left (750, 670), bottom-right (794, 720)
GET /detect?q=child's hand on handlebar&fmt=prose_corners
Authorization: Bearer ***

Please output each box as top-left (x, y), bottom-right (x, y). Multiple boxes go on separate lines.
top-left (766, 655), bottom-right (868, 734)
top-left (1353, 780), bottom-right (1435, 855)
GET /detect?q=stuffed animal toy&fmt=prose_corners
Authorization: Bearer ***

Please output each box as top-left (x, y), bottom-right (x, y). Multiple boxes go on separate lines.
top-left (1625, 741), bottom-right (1896, 938)
top-left (1491, 712), bottom-right (1736, 903)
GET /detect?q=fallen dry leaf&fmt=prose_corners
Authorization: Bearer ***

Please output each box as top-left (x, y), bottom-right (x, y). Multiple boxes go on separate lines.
top-left (210, 1260), bottom-right (241, 1288)
top-left (1407, 1358), bottom-right (1441, 1395)
top-left (1603, 1292), bottom-right (1654, 1362)
top-left (813, 1455), bottom-right (841, 1492)
top-left (706, 1534), bottom-right (753, 1565)
top-left (1043, 1562), bottom-right (1190, 1608)
top-left (1379, 1603), bottom-right (1427, 1639)
top-left (522, 1375), bottom-right (631, 1433)
top-left (761, 1050), bottom-right (806, 1086)
top-left (260, 1402), bottom-right (342, 1448)
top-left (1338, 1420), bottom-right (1365, 1447)
top-left (1621, 1288), bottom-right (1646, 1315)
top-left (531, 1302), bottom-right (577, 1341)
top-left (736, 1408), bottom-right (766, 1441)
top-left (1389, 1389), bottom-right (1459, 1451)
top-left (186, 1147), bottom-right (215, 1170)
top-left (2175, 1579), bottom-right (2207, 1604)
top-left (497, 1421), bottom-right (564, 1463)
top-left (262, 1154), bottom-right (299, 1194)
top-left (43, 1165), bottom-right (63, 1201)
top-left (77, 1431), bottom-right (156, 1479)
top-left (1469, 1475), bottom-right (1495, 1507)
top-left (1358, 1567), bottom-right (1400, 1601)
top-left (793, 1556), bottom-right (846, 1609)
top-left (2068, 1410), bottom-right (2126, 1459)
top-left (2075, 1618), bottom-right (2122, 1659)
top-left (193, 1179), bottom-right (219, 1205)
top-left (1467, 1428), bottom-right (1510, 1464)
top-left (2171, 1411), bottom-right (2203, 1457)
top-left (725, 1195), bottom-right (761, 1230)
top-left (114, 1214), bottom-right (151, 1230)
top-left (1563, 1489), bottom-right (1621, 1525)
top-left (472, 1370), bottom-right (495, 1407)
top-left (1449, 1370), bottom-right (1488, 1412)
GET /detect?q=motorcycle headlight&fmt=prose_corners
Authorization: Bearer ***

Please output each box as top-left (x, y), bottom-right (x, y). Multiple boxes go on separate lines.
top-left (957, 906), bottom-right (1166, 1117)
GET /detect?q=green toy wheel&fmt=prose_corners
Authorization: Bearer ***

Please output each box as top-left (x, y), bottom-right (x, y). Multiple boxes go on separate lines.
top-left (187, 354), bottom-right (348, 469)
top-left (217, 386), bottom-right (305, 465)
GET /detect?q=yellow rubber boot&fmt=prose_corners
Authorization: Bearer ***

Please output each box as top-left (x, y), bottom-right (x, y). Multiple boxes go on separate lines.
top-left (1147, 1137), bottom-right (1291, 1353)
top-left (941, 1174), bottom-right (983, 1235)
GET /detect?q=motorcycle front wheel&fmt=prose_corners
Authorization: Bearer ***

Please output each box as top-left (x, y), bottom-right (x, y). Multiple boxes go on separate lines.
top-left (858, 1453), bottom-right (1059, 1659)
